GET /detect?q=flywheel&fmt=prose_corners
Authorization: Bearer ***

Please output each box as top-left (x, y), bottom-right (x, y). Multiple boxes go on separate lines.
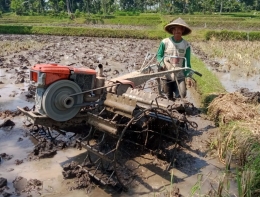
top-left (42, 80), bottom-right (83, 121)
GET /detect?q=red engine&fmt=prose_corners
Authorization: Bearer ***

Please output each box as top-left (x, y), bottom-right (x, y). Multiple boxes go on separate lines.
top-left (30, 63), bottom-right (105, 122)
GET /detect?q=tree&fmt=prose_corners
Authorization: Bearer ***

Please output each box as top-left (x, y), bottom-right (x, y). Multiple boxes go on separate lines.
top-left (48, 0), bottom-right (60, 12)
top-left (66, 0), bottom-right (71, 14)
top-left (2, 0), bottom-right (259, 15)
top-left (58, 0), bottom-right (66, 12)
top-left (198, 0), bottom-right (216, 14)
top-left (219, 0), bottom-right (223, 14)
top-left (224, 0), bottom-right (241, 12)
top-left (0, 0), bottom-right (10, 12)
top-left (32, 0), bottom-right (45, 14)
top-left (120, 0), bottom-right (134, 11)
top-left (253, 0), bottom-right (260, 10)
top-left (82, 0), bottom-right (90, 14)
top-left (10, 0), bottom-right (24, 15)
top-left (101, 0), bottom-right (110, 14)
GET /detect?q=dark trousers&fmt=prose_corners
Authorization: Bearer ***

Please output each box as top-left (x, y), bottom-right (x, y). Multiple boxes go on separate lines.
top-left (162, 79), bottom-right (186, 99)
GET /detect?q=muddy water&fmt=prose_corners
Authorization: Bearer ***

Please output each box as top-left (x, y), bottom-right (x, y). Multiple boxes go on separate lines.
top-left (207, 66), bottom-right (260, 92)
top-left (191, 44), bottom-right (260, 93)
top-left (0, 35), bottom-right (238, 196)
top-left (0, 82), bottom-right (33, 111)
top-left (0, 121), bottom-right (87, 196)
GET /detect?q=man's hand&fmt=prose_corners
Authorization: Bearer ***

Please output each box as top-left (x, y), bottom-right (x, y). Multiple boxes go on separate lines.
top-left (158, 62), bottom-right (166, 71)
top-left (185, 77), bottom-right (193, 88)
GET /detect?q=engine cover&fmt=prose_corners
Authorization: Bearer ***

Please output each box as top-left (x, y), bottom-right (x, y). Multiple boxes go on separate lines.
top-left (30, 63), bottom-right (97, 121)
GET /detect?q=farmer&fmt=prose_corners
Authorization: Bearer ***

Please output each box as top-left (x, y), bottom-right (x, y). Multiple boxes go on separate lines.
top-left (157, 17), bottom-right (192, 99)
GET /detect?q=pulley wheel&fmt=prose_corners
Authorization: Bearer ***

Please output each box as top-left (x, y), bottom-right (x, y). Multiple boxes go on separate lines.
top-left (42, 80), bottom-right (83, 121)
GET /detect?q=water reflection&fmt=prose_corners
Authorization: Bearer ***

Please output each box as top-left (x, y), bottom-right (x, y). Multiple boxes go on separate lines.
top-left (0, 70), bottom-right (33, 111)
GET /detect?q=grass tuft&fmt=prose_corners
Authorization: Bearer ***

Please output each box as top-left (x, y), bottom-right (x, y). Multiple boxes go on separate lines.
top-left (190, 55), bottom-right (226, 110)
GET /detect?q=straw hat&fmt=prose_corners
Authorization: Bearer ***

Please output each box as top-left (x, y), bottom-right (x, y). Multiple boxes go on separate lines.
top-left (164, 17), bottom-right (192, 36)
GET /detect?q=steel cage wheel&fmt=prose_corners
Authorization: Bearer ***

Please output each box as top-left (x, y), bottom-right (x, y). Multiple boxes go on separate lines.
top-left (113, 107), bottom-right (179, 190)
top-left (42, 80), bottom-right (83, 122)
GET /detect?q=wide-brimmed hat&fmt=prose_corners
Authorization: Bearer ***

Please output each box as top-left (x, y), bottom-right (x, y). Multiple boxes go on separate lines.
top-left (164, 17), bottom-right (192, 36)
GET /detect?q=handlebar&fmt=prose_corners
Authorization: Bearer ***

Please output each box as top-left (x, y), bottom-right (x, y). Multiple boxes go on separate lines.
top-left (139, 53), bottom-right (202, 77)
top-left (161, 55), bottom-right (202, 77)
top-left (192, 70), bottom-right (202, 77)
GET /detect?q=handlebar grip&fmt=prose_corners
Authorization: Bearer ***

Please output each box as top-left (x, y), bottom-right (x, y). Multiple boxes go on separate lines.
top-left (194, 71), bottom-right (202, 77)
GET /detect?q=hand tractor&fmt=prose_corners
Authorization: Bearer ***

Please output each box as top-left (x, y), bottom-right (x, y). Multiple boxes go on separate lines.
top-left (18, 54), bottom-right (202, 190)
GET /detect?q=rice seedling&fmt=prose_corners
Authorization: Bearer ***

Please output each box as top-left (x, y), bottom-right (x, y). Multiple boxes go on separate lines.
top-left (190, 174), bottom-right (203, 196)
top-left (152, 170), bottom-right (180, 197)
top-left (237, 169), bottom-right (256, 197)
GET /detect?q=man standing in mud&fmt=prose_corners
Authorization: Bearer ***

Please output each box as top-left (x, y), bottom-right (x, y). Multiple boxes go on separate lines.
top-left (157, 17), bottom-right (192, 99)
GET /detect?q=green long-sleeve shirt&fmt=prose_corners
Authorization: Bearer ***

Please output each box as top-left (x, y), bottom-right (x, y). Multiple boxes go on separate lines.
top-left (157, 37), bottom-right (191, 77)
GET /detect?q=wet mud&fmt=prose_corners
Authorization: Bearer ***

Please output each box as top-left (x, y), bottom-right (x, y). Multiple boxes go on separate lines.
top-left (0, 34), bottom-right (242, 197)
top-left (12, 176), bottom-right (42, 196)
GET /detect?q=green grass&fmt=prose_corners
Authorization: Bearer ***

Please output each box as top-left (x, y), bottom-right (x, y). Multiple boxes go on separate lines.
top-left (0, 14), bottom-right (72, 23)
top-left (162, 14), bottom-right (260, 31)
top-left (191, 55), bottom-right (226, 108)
top-left (103, 15), bottom-right (162, 26)
top-left (221, 12), bottom-right (260, 19)
top-left (0, 13), bottom-right (162, 26)
top-left (216, 122), bottom-right (260, 196)
top-left (0, 25), bottom-right (169, 39)
top-left (245, 141), bottom-right (260, 194)
top-left (2, 13), bottom-right (260, 32)
top-left (205, 30), bottom-right (260, 41)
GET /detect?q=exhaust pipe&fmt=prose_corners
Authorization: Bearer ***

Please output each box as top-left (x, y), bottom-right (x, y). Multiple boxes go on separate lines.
top-left (94, 64), bottom-right (105, 95)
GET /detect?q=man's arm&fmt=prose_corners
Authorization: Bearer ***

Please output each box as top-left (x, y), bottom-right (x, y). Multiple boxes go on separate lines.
top-left (157, 41), bottom-right (165, 65)
top-left (184, 46), bottom-right (191, 77)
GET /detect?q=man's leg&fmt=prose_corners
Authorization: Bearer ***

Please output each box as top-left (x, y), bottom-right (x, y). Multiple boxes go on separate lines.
top-left (162, 79), bottom-right (174, 99)
top-left (174, 79), bottom-right (187, 98)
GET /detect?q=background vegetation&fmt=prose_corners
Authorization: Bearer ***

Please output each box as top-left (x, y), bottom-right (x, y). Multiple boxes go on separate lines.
top-left (1, 0), bottom-right (260, 16)
top-left (2, 13), bottom-right (260, 42)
